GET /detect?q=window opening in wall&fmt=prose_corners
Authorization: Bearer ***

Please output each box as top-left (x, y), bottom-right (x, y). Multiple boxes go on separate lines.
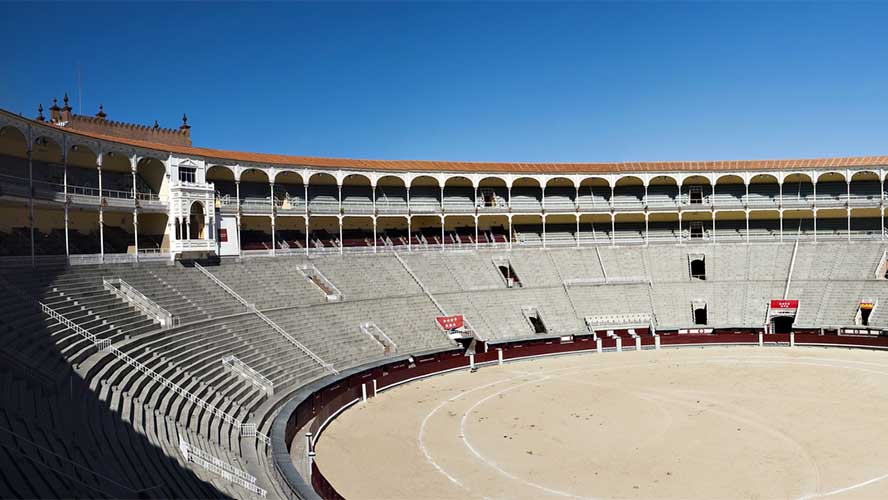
top-left (689, 222), bottom-right (704, 239)
top-left (523, 306), bottom-right (547, 334)
top-left (688, 186), bottom-right (703, 204)
top-left (857, 301), bottom-right (876, 326)
top-left (493, 257), bottom-right (522, 288)
top-left (179, 166), bottom-right (196, 184)
top-left (692, 301), bottom-right (707, 325)
top-left (772, 316), bottom-right (794, 333)
top-left (479, 188), bottom-right (502, 208)
top-left (688, 254), bottom-right (706, 280)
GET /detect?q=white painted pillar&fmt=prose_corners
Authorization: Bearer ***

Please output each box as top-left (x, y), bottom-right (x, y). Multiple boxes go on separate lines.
top-left (361, 383), bottom-right (367, 402)
top-left (542, 216), bottom-right (546, 248)
top-left (440, 215), bottom-right (445, 250)
top-left (236, 214), bottom-right (242, 256)
top-left (635, 336), bottom-right (641, 351)
top-left (132, 169), bottom-right (139, 261)
top-left (469, 354), bottom-right (475, 370)
top-left (576, 214), bottom-right (580, 248)
top-left (745, 209), bottom-right (750, 244)
top-left (610, 213), bottom-right (616, 247)
top-left (304, 216), bottom-right (310, 256)
top-left (372, 379), bottom-right (377, 397)
top-left (497, 348), bottom-right (503, 365)
top-left (373, 218), bottom-right (378, 253)
top-left (98, 165), bottom-right (104, 261)
top-left (596, 338), bottom-right (602, 353)
top-left (271, 215), bottom-right (276, 256)
top-left (407, 216), bottom-right (412, 251)
top-left (790, 331), bottom-right (795, 347)
top-left (758, 331), bottom-right (764, 347)
top-left (616, 337), bottom-right (622, 352)
top-left (27, 146), bottom-right (34, 265)
top-left (474, 215), bottom-right (479, 250)
top-left (508, 215), bottom-right (513, 251)
top-left (63, 152), bottom-right (69, 256)
top-left (654, 334), bottom-right (660, 350)
top-left (780, 208), bottom-right (784, 242)
top-left (339, 216), bottom-right (344, 255)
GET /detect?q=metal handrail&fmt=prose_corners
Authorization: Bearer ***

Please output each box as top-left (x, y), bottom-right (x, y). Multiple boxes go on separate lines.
top-left (180, 439), bottom-right (267, 497)
top-left (194, 262), bottom-right (338, 375)
top-left (103, 278), bottom-right (177, 328)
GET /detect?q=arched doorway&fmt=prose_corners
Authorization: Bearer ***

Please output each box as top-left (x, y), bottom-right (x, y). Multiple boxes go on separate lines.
top-left (190, 201), bottom-right (205, 240)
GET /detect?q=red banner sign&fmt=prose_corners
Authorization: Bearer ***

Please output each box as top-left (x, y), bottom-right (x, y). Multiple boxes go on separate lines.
top-left (436, 315), bottom-right (464, 331)
top-left (770, 300), bottom-right (799, 310)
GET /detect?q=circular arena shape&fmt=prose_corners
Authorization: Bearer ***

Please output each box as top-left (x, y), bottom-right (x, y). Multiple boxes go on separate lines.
top-left (309, 346), bottom-right (888, 499)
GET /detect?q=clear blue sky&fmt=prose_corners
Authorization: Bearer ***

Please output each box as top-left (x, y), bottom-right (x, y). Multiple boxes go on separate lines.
top-left (2, 2), bottom-right (887, 163)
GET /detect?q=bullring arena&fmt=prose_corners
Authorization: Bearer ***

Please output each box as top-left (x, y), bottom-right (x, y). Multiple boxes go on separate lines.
top-left (317, 347), bottom-right (888, 500)
top-left (4, 102), bottom-right (888, 499)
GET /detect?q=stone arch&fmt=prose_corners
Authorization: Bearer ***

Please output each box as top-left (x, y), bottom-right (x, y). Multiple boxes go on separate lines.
top-left (409, 175), bottom-right (441, 212)
top-left (342, 173), bottom-right (373, 214)
top-left (137, 157), bottom-right (167, 197)
top-left (613, 175), bottom-right (645, 208)
top-left (376, 175), bottom-right (407, 213)
top-left (443, 176), bottom-right (475, 212)
top-left (647, 175), bottom-right (679, 207)
top-left (544, 177), bottom-right (576, 210)
top-left (189, 200), bottom-right (206, 240)
top-left (511, 177), bottom-right (542, 212)
top-left (477, 176), bottom-right (509, 210)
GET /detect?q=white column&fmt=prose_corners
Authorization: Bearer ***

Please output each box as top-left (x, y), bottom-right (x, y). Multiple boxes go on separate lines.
top-left (271, 215), bottom-right (276, 256)
top-left (474, 215), bottom-right (479, 250)
top-left (132, 170), bottom-right (139, 261)
top-left (27, 146), bottom-right (34, 265)
top-left (508, 215), bottom-right (513, 250)
top-left (98, 165), bottom-right (104, 261)
top-left (338, 183), bottom-right (343, 214)
top-left (372, 184), bottom-right (377, 214)
top-left (440, 215), bottom-right (445, 250)
top-left (440, 185), bottom-right (445, 212)
top-left (186, 219), bottom-right (191, 240)
top-left (542, 216), bottom-right (546, 248)
top-left (304, 216), bottom-right (309, 255)
top-left (711, 210), bottom-right (716, 243)
top-left (745, 209), bottom-right (749, 244)
top-left (575, 214), bottom-right (580, 248)
top-left (616, 337), bottom-right (622, 352)
top-left (780, 209), bottom-right (784, 242)
top-left (813, 208), bottom-right (817, 242)
top-left (497, 348), bottom-right (503, 365)
top-left (63, 152), bottom-right (69, 256)
top-left (610, 213), bottom-right (615, 247)
top-left (654, 334), bottom-right (660, 350)
top-left (373, 218), bottom-right (378, 253)
top-left (678, 212), bottom-right (683, 245)
top-left (407, 216), bottom-right (412, 251)
top-left (236, 214), bottom-right (242, 256)
top-left (596, 338), bottom-right (602, 353)
top-left (644, 213), bottom-right (649, 246)
top-left (339, 216), bottom-right (344, 255)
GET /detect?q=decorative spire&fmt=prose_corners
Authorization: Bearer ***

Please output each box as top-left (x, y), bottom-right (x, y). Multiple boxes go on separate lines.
top-left (153, 120), bottom-right (159, 130)
top-left (62, 93), bottom-right (71, 110)
top-left (96, 104), bottom-right (106, 120)
top-left (36, 104), bottom-right (45, 122)
top-left (179, 113), bottom-right (191, 132)
top-left (49, 97), bottom-right (60, 111)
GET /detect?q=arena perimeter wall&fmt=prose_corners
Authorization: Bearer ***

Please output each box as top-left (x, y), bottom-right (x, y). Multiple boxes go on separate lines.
top-left (271, 330), bottom-right (888, 500)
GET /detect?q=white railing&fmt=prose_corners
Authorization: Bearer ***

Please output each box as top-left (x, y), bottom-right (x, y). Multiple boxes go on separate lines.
top-left (296, 264), bottom-right (342, 301)
top-left (360, 322), bottom-right (397, 352)
top-left (222, 355), bottom-right (274, 395)
top-left (393, 251), bottom-right (447, 315)
top-left (37, 300), bottom-right (268, 444)
top-left (179, 439), bottom-right (267, 497)
top-left (103, 278), bottom-right (177, 328)
top-left (193, 262), bottom-right (338, 375)
top-left (585, 313), bottom-right (654, 331)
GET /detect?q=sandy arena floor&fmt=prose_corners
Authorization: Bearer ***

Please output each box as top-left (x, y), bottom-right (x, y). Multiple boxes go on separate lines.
top-left (311, 346), bottom-right (888, 499)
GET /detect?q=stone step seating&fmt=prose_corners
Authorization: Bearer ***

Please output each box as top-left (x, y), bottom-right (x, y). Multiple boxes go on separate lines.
top-left (0, 267), bottom-right (158, 366)
top-left (145, 265), bottom-right (246, 320)
top-left (208, 260), bottom-right (325, 309)
top-left (0, 360), bottom-right (233, 499)
top-left (313, 255), bottom-right (422, 300)
top-left (110, 266), bottom-right (210, 325)
top-left (88, 311), bottom-right (326, 450)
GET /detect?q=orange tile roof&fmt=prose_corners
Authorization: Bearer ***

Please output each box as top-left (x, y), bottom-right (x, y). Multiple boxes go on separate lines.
top-left (8, 109), bottom-right (888, 174)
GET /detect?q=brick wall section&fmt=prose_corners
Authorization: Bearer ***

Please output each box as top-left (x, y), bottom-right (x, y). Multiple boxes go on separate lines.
top-left (65, 114), bottom-right (191, 147)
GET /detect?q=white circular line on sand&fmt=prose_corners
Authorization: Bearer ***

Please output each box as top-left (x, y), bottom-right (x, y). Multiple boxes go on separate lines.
top-left (459, 376), bottom-right (597, 500)
top-left (418, 377), bottom-right (515, 491)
